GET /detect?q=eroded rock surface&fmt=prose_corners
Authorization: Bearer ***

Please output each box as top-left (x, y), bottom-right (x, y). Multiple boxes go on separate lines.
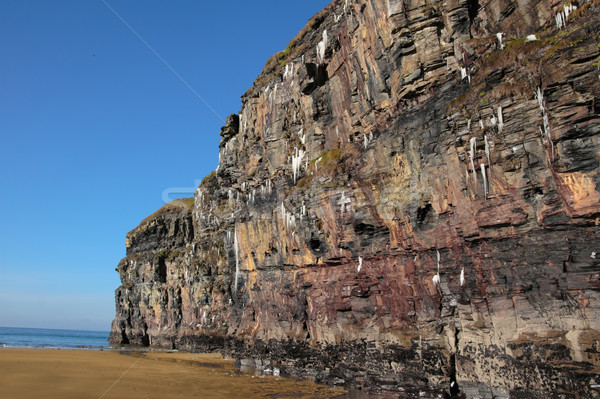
top-left (111, 0), bottom-right (600, 397)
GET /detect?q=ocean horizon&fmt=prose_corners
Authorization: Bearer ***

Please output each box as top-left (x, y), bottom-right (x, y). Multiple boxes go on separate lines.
top-left (0, 326), bottom-right (110, 350)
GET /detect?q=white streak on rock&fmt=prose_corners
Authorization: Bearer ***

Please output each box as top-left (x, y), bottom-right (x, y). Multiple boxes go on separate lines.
top-left (484, 135), bottom-right (491, 166)
top-left (496, 32), bottom-right (505, 50)
top-left (234, 227), bottom-right (240, 291)
top-left (469, 137), bottom-right (478, 182)
top-left (481, 163), bottom-right (488, 198)
top-left (432, 250), bottom-right (441, 285)
top-left (497, 105), bottom-right (504, 132)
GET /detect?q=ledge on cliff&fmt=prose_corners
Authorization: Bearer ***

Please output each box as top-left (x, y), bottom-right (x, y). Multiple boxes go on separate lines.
top-left (125, 198), bottom-right (194, 256)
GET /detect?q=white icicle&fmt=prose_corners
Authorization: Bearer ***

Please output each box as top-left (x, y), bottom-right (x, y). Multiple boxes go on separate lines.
top-left (469, 137), bottom-right (478, 182)
top-left (228, 189), bottom-right (234, 207)
top-left (317, 41), bottom-right (326, 64)
top-left (484, 135), bottom-right (491, 166)
top-left (292, 148), bottom-right (305, 183)
top-left (536, 87), bottom-right (544, 112)
top-left (496, 32), bottom-right (505, 50)
top-left (460, 268), bottom-right (465, 286)
top-left (481, 163), bottom-right (488, 198)
top-left (357, 256), bottom-right (362, 273)
top-left (556, 12), bottom-right (564, 29)
top-left (234, 227), bottom-right (240, 291)
top-left (460, 67), bottom-right (468, 80)
top-left (338, 190), bottom-right (351, 214)
top-left (433, 250), bottom-right (441, 285)
top-left (497, 105), bottom-right (504, 132)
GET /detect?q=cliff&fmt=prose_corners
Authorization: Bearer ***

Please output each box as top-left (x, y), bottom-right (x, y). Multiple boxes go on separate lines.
top-left (110, 0), bottom-right (600, 397)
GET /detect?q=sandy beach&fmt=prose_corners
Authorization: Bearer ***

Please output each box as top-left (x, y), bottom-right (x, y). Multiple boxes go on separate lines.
top-left (0, 348), bottom-right (346, 399)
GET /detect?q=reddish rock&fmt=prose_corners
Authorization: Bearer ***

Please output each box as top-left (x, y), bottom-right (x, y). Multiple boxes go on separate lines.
top-left (111, 0), bottom-right (600, 397)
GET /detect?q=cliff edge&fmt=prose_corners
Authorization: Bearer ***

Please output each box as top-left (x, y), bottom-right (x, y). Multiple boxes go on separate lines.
top-left (111, 0), bottom-right (600, 397)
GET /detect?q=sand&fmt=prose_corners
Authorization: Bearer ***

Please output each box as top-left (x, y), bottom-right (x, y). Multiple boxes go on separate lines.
top-left (0, 348), bottom-right (346, 399)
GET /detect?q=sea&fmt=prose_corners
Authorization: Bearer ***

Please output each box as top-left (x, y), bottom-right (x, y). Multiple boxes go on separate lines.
top-left (0, 326), bottom-right (111, 350)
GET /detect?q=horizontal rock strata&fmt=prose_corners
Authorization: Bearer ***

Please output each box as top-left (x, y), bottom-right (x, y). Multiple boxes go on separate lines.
top-left (111, 0), bottom-right (600, 397)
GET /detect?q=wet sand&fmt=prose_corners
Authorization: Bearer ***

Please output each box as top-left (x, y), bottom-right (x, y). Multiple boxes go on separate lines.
top-left (0, 348), bottom-right (346, 398)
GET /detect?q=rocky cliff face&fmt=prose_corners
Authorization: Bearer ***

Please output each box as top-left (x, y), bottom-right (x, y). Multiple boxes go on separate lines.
top-left (110, 0), bottom-right (600, 397)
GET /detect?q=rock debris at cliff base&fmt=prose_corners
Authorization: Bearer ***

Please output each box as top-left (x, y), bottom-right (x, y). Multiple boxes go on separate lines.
top-left (111, 0), bottom-right (600, 397)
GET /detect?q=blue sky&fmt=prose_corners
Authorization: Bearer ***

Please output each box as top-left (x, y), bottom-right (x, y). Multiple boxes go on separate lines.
top-left (0, 1), bottom-right (331, 332)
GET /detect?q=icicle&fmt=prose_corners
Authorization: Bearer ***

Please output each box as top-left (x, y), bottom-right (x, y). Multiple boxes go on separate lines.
top-left (316, 41), bottom-right (326, 64)
top-left (496, 32), bottom-right (505, 50)
top-left (469, 137), bottom-right (478, 182)
top-left (484, 135), bottom-right (491, 166)
top-left (460, 268), bottom-right (465, 286)
top-left (292, 148), bottom-right (305, 183)
top-left (467, 119), bottom-right (471, 132)
top-left (497, 105), bottom-right (504, 132)
top-left (460, 67), bottom-right (468, 81)
top-left (555, 12), bottom-right (564, 29)
top-left (357, 256), bottom-right (363, 272)
top-left (322, 30), bottom-right (328, 48)
top-left (536, 87), bottom-right (554, 161)
top-left (536, 87), bottom-right (543, 110)
top-left (432, 250), bottom-right (441, 285)
top-left (479, 120), bottom-right (484, 130)
top-left (338, 190), bottom-right (351, 214)
top-left (283, 63), bottom-right (295, 81)
top-left (363, 134), bottom-right (369, 149)
top-left (481, 163), bottom-right (488, 198)
top-left (234, 227), bottom-right (239, 291)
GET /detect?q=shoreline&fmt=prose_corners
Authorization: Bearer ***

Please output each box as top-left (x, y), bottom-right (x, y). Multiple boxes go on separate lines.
top-left (0, 348), bottom-right (347, 398)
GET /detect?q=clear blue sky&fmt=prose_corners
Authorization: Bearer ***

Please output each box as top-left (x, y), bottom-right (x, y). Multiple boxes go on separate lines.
top-left (0, 1), bottom-right (331, 332)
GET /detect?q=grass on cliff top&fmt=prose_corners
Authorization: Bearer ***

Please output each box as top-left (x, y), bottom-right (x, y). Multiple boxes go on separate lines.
top-left (251, 2), bottom-right (337, 89)
top-left (128, 197), bottom-right (194, 238)
top-left (200, 170), bottom-right (217, 188)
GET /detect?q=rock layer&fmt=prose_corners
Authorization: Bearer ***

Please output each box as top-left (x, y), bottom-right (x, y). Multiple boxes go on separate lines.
top-left (111, 0), bottom-right (600, 397)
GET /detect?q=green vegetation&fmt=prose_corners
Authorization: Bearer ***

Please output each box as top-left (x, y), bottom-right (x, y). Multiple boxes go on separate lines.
top-left (296, 146), bottom-right (357, 190)
top-left (447, 12), bottom-right (598, 117)
top-left (253, 3), bottom-right (336, 87)
top-left (201, 170), bottom-right (216, 187)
